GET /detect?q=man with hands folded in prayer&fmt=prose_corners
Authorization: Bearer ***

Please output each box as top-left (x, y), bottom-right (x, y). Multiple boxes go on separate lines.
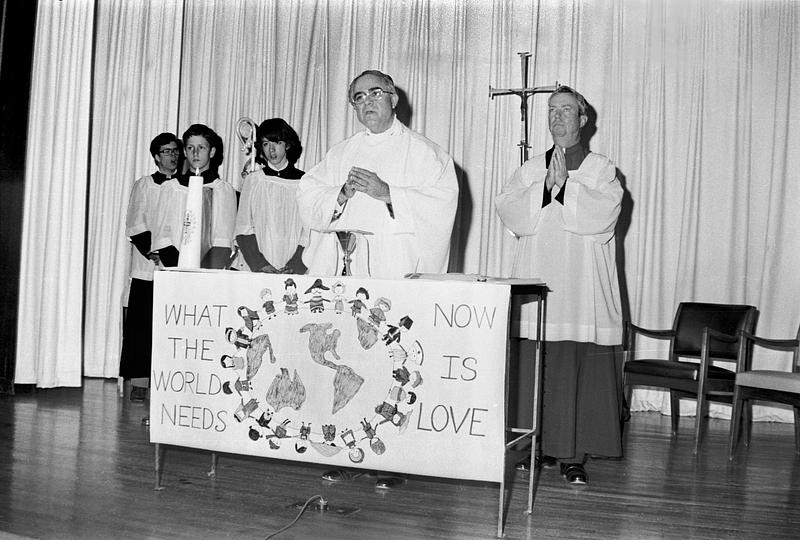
top-left (496, 86), bottom-right (624, 487)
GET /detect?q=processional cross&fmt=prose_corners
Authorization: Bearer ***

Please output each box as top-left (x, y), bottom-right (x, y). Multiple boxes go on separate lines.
top-left (489, 52), bottom-right (559, 165)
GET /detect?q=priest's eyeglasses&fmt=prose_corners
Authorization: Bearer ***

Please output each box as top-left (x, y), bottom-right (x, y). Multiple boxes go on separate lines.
top-left (351, 88), bottom-right (394, 105)
top-left (159, 148), bottom-right (181, 156)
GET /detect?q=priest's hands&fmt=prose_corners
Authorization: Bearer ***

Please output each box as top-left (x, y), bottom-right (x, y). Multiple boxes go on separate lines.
top-left (546, 146), bottom-right (568, 190)
top-left (338, 177), bottom-right (357, 205)
top-left (344, 166), bottom-right (391, 203)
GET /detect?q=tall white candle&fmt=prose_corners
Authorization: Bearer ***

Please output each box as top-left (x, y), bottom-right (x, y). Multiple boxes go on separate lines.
top-left (177, 169), bottom-right (204, 268)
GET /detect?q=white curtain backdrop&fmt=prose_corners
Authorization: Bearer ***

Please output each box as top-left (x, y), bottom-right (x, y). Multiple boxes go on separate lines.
top-left (16, 0), bottom-right (95, 387)
top-left (83, 0), bottom-right (184, 378)
top-left (177, 0), bottom-right (326, 177)
top-left (19, 0), bottom-right (800, 423)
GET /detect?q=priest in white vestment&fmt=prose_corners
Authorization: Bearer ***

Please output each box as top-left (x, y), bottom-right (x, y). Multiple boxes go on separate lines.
top-left (297, 70), bottom-right (458, 279)
top-left (297, 70), bottom-right (459, 488)
top-left (496, 86), bottom-right (624, 486)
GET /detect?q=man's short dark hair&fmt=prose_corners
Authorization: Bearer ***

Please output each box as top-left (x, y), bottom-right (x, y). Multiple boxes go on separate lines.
top-left (348, 70), bottom-right (396, 103)
top-left (550, 85), bottom-right (588, 117)
top-left (149, 132), bottom-right (180, 157)
top-left (182, 123), bottom-right (223, 169)
top-left (257, 118), bottom-right (303, 165)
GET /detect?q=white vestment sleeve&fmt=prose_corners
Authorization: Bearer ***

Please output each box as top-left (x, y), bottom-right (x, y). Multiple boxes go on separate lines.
top-left (210, 179), bottom-right (236, 248)
top-left (234, 174), bottom-right (257, 237)
top-left (297, 151), bottom-right (345, 231)
top-left (495, 157), bottom-right (548, 237)
top-left (388, 153), bottom-right (458, 273)
top-left (125, 176), bottom-right (149, 237)
top-left (150, 181), bottom-right (181, 252)
top-left (559, 154), bottom-right (621, 244)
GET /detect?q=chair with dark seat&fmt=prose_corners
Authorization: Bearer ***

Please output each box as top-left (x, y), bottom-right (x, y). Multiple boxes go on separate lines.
top-left (728, 324), bottom-right (800, 460)
top-left (623, 302), bottom-right (758, 454)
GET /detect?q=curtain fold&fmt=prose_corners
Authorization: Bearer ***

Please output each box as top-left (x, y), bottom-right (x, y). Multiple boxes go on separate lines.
top-left (20, 0), bottom-right (800, 425)
top-left (178, 0), bottom-right (325, 183)
top-left (82, 0), bottom-right (184, 378)
top-left (16, 0), bottom-right (95, 387)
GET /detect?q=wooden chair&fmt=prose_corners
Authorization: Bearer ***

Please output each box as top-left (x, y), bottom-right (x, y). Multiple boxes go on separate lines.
top-left (623, 302), bottom-right (758, 454)
top-left (728, 325), bottom-right (800, 459)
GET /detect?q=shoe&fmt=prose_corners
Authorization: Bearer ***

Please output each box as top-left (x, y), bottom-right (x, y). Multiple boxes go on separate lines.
top-left (375, 476), bottom-right (405, 490)
top-left (321, 469), bottom-right (364, 482)
top-left (515, 454), bottom-right (557, 472)
top-left (538, 455), bottom-right (558, 469)
top-left (560, 463), bottom-right (588, 485)
top-left (141, 416), bottom-right (150, 426)
top-left (130, 386), bottom-right (146, 402)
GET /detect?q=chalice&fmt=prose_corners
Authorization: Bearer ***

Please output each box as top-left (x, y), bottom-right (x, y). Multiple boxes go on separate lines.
top-left (336, 231), bottom-right (357, 276)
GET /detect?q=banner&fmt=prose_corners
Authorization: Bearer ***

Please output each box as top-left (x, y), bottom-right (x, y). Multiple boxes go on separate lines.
top-left (151, 270), bottom-right (510, 483)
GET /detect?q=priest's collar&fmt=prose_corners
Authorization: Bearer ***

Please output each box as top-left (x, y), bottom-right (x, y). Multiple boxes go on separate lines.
top-left (563, 142), bottom-right (585, 158)
top-left (364, 116), bottom-right (402, 139)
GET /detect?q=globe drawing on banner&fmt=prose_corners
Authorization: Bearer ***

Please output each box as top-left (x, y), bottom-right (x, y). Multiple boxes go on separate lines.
top-left (215, 276), bottom-right (425, 464)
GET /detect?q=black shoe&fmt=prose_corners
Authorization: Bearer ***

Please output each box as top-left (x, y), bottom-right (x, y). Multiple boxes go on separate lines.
top-left (560, 463), bottom-right (588, 485)
top-left (538, 455), bottom-right (557, 469)
top-left (130, 386), bottom-right (146, 402)
top-left (375, 476), bottom-right (405, 490)
top-left (515, 454), bottom-right (557, 472)
top-left (321, 469), bottom-right (364, 482)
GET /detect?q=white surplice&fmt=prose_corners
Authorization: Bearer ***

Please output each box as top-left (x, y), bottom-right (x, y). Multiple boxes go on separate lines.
top-left (151, 177), bottom-right (237, 260)
top-left (126, 174), bottom-right (164, 281)
top-left (496, 152), bottom-right (623, 345)
top-left (235, 169), bottom-right (307, 270)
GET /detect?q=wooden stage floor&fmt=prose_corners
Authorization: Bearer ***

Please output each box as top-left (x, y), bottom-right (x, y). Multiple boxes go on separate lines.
top-left (0, 378), bottom-right (798, 539)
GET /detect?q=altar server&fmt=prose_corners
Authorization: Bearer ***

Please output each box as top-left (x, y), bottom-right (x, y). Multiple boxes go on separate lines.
top-left (151, 124), bottom-right (237, 269)
top-left (235, 118), bottom-right (307, 274)
top-left (119, 132), bottom-right (180, 403)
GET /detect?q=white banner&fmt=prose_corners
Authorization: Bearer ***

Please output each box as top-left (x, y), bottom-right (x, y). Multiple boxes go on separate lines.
top-left (151, 270), bottom-right (510, 483)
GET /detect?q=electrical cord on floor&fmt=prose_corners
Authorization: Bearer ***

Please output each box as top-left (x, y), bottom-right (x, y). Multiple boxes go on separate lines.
top-left (264, 494), bottom-right (326, 539)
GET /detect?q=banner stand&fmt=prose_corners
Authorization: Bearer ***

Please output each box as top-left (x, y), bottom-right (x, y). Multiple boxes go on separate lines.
top-left (498, 281), bottom-right (547, 538)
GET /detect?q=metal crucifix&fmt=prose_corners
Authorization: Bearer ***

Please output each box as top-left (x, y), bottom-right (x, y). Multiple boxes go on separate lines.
top-left (490, 52), bottom-right (558, 165)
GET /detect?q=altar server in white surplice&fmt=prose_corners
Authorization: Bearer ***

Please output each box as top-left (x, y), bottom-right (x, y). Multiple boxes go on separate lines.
top-left (235, 118), bottom-right (308, 274)
top-left (151, 123), bottom-right (237, 269)
top-left (297, 70), bottom-right (458, 279)
top-left (119, 132), bottom-right (181, 402)
top-left (496, 85), bottom-right (624, 487)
